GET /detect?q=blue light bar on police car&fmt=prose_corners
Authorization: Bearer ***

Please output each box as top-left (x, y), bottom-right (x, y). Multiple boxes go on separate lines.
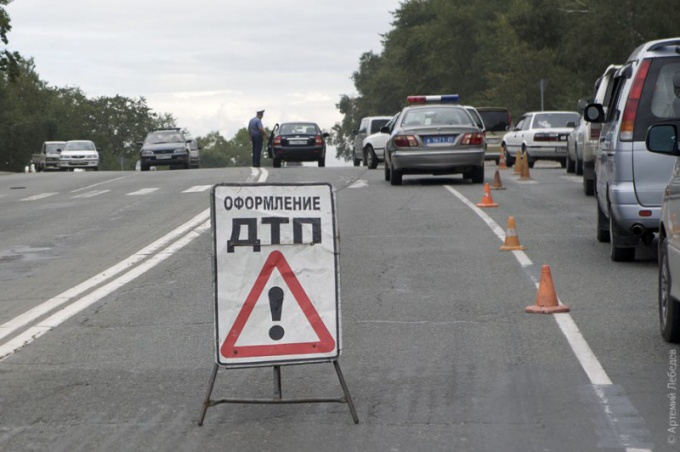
top-left (407, 94), bottom-right (460, 104)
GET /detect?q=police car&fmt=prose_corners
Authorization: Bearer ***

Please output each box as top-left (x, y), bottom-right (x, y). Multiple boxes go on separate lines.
top-left (383, 95), bottom-right (486, 185)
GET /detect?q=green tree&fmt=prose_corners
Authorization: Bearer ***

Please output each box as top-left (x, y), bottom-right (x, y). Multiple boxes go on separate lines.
top-left (0, 0), bottom-right (21, 79)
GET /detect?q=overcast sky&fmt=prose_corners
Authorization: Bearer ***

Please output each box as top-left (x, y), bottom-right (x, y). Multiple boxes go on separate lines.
top-left (6, 0), bottom-right (402, 140)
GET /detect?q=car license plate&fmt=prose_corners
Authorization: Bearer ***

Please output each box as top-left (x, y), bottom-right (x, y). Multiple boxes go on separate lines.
top-left (156, 154), bottom-right (172, 159)
top-left (423, 135), bottom-right (456, 144)
top-left (289, 140), bottom-right (307, 145)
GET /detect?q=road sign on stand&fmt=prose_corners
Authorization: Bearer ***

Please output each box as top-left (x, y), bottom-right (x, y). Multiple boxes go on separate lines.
top-left (198, 182), bottom-right (357, 425)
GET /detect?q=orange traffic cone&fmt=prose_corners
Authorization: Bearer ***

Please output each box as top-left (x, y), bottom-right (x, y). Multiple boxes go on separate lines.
top-left (476, 183), bottom-right (499, 207)
top-left (499, 216), bottom-right (526, 251)
top-left (498, 150), bottom-right (508, 170)
top-left (490, 170), bottom-right (506, 190)
top-left (513, 151), bottom-right (522, 175)
top-left (519, 153), bottom-right (533, 181)
top-left (525, 265), bottom-right (570, 314)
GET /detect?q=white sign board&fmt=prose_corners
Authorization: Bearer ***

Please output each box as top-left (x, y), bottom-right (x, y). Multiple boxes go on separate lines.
top-left (211, 183), bottom-right (340, 368)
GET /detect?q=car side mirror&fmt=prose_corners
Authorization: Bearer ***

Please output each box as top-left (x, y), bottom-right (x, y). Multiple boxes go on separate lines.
top-left (583, 104), bottom-right (605, 123)
top-left (136, 141), bottom-right (143, 146)
top-left (322, 132), bottom-right (330, 138)
top-left (646, 124), bottom-right (680, 155)
top-left (56, 149), bottom-right (62, 153)
top-left (566, 121), bottom-right (576, 128)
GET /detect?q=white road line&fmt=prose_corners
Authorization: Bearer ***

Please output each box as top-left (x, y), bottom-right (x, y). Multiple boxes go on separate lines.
top-left (70, 175), bottom-right (131, 193)
top-left (72, 190), bottom-right (110, 199)
top-left (127, 188), bottom-right (159, 196)
top-left (182, 185), bottom-right (213, 193)
top-left (0, 208), bottom-right (211, 343)
top-left (19, 193), bottom-right (59, 201)
top-left (0, 221), bottom-right (210, 360)
top-left (443, 184), bottom-right (651, 452)
top-left (349, 180), bottom-right (368, 189)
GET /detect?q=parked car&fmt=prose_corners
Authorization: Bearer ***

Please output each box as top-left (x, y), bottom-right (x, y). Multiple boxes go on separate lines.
top-left (32, 141), bottom-right (66, 172)
top-left (477, 107), bottom-right (512, 165)
top-left (565, 102), bottom-right (587, 175)
top-left (138, 128), bottom-right (199, 171)
top-left (361, 114), bottom-right (398, 169)
top-left (572, 65), bottom-right (621, 196)
top-left (644, 124), bottom-right (680, 341)
top-left (352, 116), bottom-right (393, 166)
top-left (383, 94), bottom-right (486, 185)
top-left (59, 140), bottom-right (99, 171)
top-left (268, 122), bottom-right (329, 168)
top-left (502, 111), bottom-right (579, 168)
top-left (584, 37), bottom-right (680, 261)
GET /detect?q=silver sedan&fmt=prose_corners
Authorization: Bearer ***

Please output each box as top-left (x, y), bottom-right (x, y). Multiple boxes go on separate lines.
top-left (383, 96), bottom-right (486, 185)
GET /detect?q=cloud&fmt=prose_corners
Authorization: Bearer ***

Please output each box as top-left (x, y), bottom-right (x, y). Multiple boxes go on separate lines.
top-left (6, 0), bottom-right (400, 138)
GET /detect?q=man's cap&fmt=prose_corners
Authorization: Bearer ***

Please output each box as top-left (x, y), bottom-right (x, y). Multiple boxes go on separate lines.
top-left (257, 109), bottom-right (265, 114)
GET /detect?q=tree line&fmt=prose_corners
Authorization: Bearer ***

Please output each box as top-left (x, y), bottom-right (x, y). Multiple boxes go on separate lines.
top-left (3, 0), bottom-right (680, 170)
top-left (330, 0), bottom-right (680, 160)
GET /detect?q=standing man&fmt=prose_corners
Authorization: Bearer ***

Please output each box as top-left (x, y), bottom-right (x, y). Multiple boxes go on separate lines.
top-left (248, 109), bottom-right (267, 167)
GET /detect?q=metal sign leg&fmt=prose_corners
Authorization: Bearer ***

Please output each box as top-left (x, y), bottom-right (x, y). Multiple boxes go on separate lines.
top-left (198, 363), bottom-right (219, 426)
top-left (333, 360), bottom-right (359, 424)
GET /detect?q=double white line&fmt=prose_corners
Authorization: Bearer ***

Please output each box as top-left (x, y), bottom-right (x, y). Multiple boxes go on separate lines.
top-left (0, 167), bottom-right (268, 361)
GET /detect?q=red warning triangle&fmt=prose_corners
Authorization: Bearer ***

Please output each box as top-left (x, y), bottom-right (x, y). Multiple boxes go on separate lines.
top-left (220, 250), bottom-right (335, 359)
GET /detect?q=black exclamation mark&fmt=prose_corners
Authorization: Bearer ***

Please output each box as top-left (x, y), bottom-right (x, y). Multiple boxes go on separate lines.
top-left (268, 286), bottom-right (285, 341)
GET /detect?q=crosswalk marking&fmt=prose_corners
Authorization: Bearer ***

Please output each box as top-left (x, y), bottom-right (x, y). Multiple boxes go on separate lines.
top-left (19, 193), bottom-right (59, 202)
top-left (127, 188), bottom-right (159, 196)
top-left (72, 190), bottom-right (110, 199)
top-left (182, 185), bottom-right (213, 193)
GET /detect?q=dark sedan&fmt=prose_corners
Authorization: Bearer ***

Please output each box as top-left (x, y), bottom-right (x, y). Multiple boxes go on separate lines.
top-left (267, 122), bottom-right (329, 168)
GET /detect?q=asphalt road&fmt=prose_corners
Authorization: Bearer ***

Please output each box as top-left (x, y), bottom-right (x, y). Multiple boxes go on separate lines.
top-left (0, 163), bottom-right (675, 451)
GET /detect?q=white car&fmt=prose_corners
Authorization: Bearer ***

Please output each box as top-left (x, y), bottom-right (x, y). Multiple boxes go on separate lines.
top-left (502, 111), bottom-right (579, 168)
top-left (59, 140), bottom-right (99, 171)
top-left (361, 114), bottom-right (398, 169)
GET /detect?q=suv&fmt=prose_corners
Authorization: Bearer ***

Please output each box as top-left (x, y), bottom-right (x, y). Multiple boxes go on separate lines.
top-left (567, 65), bottom-right (620, 195)
top-left (138, 128), bottom-right (200, 171)
top-left (352, 116), bottom-right (393, 166)
top-left (477, 107), bottom-right (512, 165)
top-left (584, 38), bottom-right (680, 261)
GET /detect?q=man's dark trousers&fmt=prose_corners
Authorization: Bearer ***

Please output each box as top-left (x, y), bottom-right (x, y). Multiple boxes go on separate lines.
top-left (251, 135), bottom-right (263, 167)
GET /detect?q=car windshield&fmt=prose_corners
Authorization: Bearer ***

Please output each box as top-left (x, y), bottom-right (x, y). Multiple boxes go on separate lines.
top-left (64, 141), bottom-right (95, 151)
top-left (145, 131), bottom-right (184, 144)
top-left (401, 107), bottom-right (474, 127)
top-left (531, 113), bottom-right (580, 129)
top-left (478, 110), bottom-right (511, 132)
top-left (279, 123), bottom-right (318, 135)
top-left (45, 143), bottom-right (64, 154)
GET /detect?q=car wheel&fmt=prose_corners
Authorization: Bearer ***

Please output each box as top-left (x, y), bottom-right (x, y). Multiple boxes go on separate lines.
top-left (390, 167), bottom-right (402, 185)
top-left (93, 167), bottom-right (99, 171)
top-left (366, 146), bottom-right (378, 169)
top-left (660, 236), bottom-right (680, 342)
top-left (566, 150), bottom-right (575, 173)
top-left (575, 151), bottom-right (584, 176)
top-left (503, 144), bottom-right (514, 167)
top-left (596, 200), bottom-right (610, 243)
top-left (353, 151), bottom-right (360, 167)
top-left (318, 155), bottom-right (325, 167)
top-left (609, 213), bottom-right (636, 262)
top-left (470, 165), bottom-right (484, 184)
top-left (559, 159), bottom-right (566, 169)
top-left (583, 176), bottom-right (594, 196)
top-left (273, 157), bottom-right (282, 168)
top-left (384, 162), bottom-right (391, 181)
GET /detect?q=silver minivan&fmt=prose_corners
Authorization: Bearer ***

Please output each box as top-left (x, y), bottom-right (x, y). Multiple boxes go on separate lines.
top-left (584, 38), bottom-right (680, 261)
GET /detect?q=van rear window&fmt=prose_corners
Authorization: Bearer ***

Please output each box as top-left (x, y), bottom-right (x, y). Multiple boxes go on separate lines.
top-left (636, 56), bottom-right (680, 141)
top-left (478, 110), bottom-right (511, 132)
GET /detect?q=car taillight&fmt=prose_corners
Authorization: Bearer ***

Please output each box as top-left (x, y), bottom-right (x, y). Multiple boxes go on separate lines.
top-left (620, 59), bottom-right (651, 141)
top-left (534, 132), bottom-right (559, 142)
top-left (314, 135), bottom-right (323, 145)
top-left (590, 124), bottom-right (601, 140)
top-left (460, 133), bottom-right (484, 145)
top-left (273, 136), bottom-right (282, 145)
top-left (393, 135), bottom-right (418, 147)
